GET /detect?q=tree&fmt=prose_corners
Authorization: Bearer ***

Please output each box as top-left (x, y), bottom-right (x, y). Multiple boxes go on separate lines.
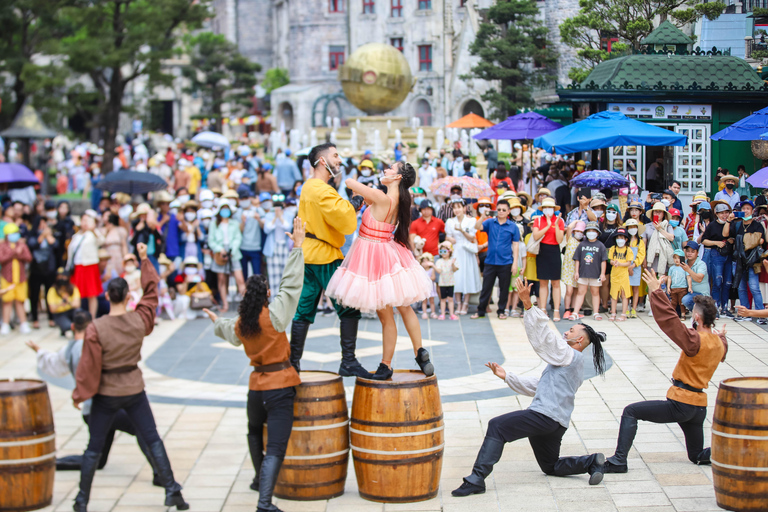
top-left (261, 68), bottom-right (290, 94)
top-left (57, 0), bottom-right (211, 173)
top-left (183, 32), bottom-right (261, 133)
top-left (463, 0), bottom-right (557, 120)
top-left (561, 0), bottom-right (725, 82)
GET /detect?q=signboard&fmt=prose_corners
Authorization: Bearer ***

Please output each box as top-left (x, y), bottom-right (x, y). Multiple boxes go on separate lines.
top-left (608, 103), bottom-right (712, 120)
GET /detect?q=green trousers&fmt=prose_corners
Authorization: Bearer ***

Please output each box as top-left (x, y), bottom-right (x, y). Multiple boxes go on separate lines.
top-left (293, 260), bottom-right (361, 323)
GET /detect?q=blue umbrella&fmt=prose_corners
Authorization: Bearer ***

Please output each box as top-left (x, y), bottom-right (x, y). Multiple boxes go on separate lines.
top-left (534, 111), bottom-right (688, 154)
top-left (746, 166), bottom-right (768, 188)
top-left (0, 162), bottom-right (39, 189)
top-left (473, 112), bottom-right (562, 141)
top-left (96, 170), bottom-right (168, 195)
top-left (711, 106), bottom-right (768, 141)
top-left (191, 131), bottom-right (231, 149)
top-left (570, 170), bottom-right (629, 189)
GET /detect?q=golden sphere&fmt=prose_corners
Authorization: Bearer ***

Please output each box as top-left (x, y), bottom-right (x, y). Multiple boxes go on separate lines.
top-left (339, 43), bottom-right (414, 115)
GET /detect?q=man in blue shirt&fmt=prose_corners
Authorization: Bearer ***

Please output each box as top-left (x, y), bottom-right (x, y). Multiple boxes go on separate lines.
top-left (714, 174), bottom-right (740, 209)
top-left (275, 149), bottom-right (302, 196)
top-left (471, 199), bottom-right (520, 319)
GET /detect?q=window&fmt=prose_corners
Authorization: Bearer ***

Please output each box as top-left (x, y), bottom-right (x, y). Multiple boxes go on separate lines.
top-left (418, 0), bottom-right (431, 9)
top-left (414, 99), bottom-right (432, 127)
top-left (418, 45), bottom-right (432, 71)
top-left (329, 46), bottom-right (345, 71)
top-left (363, 0), bottom-right (375, 13)
top-left (534, 44), bottom-right (546, 68)
top-left (391, 0), bottom-right (402, 17)
top-left (600, 36), bottom-right (619, 52)
top-left (390, 37), bottom-right (403, 52)
top-left (329, 0), bottom-right (344, 12)
top-left (674, 124), bottom-right (709, 193)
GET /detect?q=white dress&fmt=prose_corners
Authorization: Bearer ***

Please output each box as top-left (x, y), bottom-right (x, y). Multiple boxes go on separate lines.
top-left (445, 216), bottom-right (482, 295)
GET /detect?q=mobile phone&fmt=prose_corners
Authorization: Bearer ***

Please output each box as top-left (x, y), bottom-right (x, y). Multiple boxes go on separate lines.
top-left (734, 211), bottom-right (745, 218)
top-left (489, 210), bottom-right (498, 217)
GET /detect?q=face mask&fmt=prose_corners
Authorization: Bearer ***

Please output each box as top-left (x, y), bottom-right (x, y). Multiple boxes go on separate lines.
top-left (543, 208), bottom-right (554, 217)
top-left (240, 200), bottom-right (251, 209)
top-left (7, 233), bottom-right (21, 243)
top-left (574, 232), bottom-right (584, 240)
top-left (201, 219), bottom-right (211, 228)
top-left (670, 220), bottom-right (680, 227)
top-left (479, 206), bottom-right (490, 215)
top-left (595, 210), bottom-right (605, 219)
top-left (700, 211), bottom-right (710, 220)
top-left (56, 279), bottom-right (69, 287)
top-left (661, 199), bottom-right (671, 208)
top-left (201, 200), bottom-right (213, 209)
top-left (92, 168), bottom-right (101, 176)
top-left (220, 209), bottom-right (231, 219)
top-left (745, 215), bottom-right (753, 222)
top-left (726, 183), bottom-right (734, 190)
top-left (511, 208), bottom-right (521, 217)
top-left (361, 169), bottom-right (372, 177)
top-left (606, 211), bottom-right (617, 221)
top-left (188, 275), bottom-right (202, 283)
top-left (228, 199), bottom-right (238, 209)
top-left (262, 201), bottom-right (273, 211)
top-left (316, 157), bottom-right (340, 178)
top-left (184, 212), bottom-right (196, 222)
top-left (586, 231), bottom-right (598, 241)
top-left (628, 228), bottom-right (638, 236)
top-left (178, 194), bottom-right (190, 203)
top-left (124, 264), bottom-right (137, 273)
top-left (213, 198), bottom-right (222, 208)
top-left (616, 238), bottom-right (626, 247)
top-left (184, 267), bottom-right (197, 276)
top-left (46, 210), bottom-right (57, 220)
top-left (159, 265), bottom-right (167, 274)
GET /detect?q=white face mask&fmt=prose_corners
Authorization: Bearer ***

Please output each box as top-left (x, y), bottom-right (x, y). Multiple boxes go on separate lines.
top-left (201, 200), bottom-right (213, 209)
top-left (574, 232), bottom-right (584, 240)
top-left (361, 169), bottom-right (372, 177)
top-left (169, 208), bottom-right (178, 216)
top-left (595, 210), bottom-right (605, 219)
top-left (124, 264), bottom-right (137, 273)
top-left (46, 210), bottom-right (57, 220)
top-left (262, 201), bottom-right (273, 211)
top-left (184, 267), bottom-right (198, 276)
top-left (184, 212), bottom-right (196, 222)
top-left (511, 208), bottom-right (521, 217)
top-left (616, 238), bottom-right (626, 247)
top-left (177, 194), bottom-right (190, 203)
top-left (479, 206), bottom-right (490, 216)
top-left (543, 208), bottom-right (554, 217)
top-left (228, 199), bottom-right (238, 209)
top-left (450, 194), bottom-right (462, 202)
top-left (606, 211), bottom-right (617, 221)
top-left (201, 219), bottom-right (211, 228)
top-left (586, 231), bottom-right (598, 241)
top-left (661, 199), bottom-right (671, 208)
top-left (240, 200), bottom-right (250, 209)
top-left (628, 228), bottom-right (638, 236)
top-left (213, 198), bottom-right (222, 208)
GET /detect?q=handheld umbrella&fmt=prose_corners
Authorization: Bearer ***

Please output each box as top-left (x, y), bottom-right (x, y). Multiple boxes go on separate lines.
top-left (96, 171), bottom-right (168, 195)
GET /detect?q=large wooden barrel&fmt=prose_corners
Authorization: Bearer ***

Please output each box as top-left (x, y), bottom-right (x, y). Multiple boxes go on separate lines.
top-left (0, 379), bottom-right (56, 512)
top-left (350, 370), bottom-right (444, 503)
top-left (712, 377), bottom-right (768, 512)
top-left (267, 371), bottom-right (349, 501)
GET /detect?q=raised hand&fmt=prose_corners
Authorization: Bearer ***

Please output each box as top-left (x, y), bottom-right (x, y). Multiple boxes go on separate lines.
top-left (485, 362), bottom-right (506, 380)
top-left (286, 217), bottom-right (305, 248)
top-left (137, 243), bottom-right (148, 261)
top-left (202, 308), bottom-right (219, 323)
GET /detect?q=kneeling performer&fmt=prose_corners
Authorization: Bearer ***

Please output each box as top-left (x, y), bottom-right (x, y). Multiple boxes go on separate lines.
top-left (453, 277), bottom-right (607, 497)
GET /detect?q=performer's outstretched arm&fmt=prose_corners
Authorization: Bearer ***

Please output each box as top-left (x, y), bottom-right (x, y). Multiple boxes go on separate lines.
top-left (517, 277), bottom-right (574, 367)
top-left (486, 362), bottom-right (539, 397)
top-left (269, 218), bottom-right (306, 333)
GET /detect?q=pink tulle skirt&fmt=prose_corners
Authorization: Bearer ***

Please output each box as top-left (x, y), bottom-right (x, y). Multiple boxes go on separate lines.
top-left (326, 237), bottom-right (435, 314)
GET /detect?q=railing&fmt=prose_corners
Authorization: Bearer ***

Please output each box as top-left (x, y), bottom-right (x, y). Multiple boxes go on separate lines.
top-left (559, 80), bottom-right (768, 92)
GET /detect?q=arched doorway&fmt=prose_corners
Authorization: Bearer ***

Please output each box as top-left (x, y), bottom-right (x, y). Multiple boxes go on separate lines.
top-left (414, 99), bottom-right (432, 127)
top-left (279, 102), bottom-right (294, 131)
top-left (461, 100), bottom-right (484, 118)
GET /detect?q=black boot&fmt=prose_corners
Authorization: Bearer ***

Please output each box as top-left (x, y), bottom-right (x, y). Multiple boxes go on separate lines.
top-left (550, 452), bottom-right (605, 485)
top-left (257, 455), bottom-right (285, 512)
top-left (588, 453), bottom-right (606, 485)
top-left (57, 454), bottom-right (83, 471)
top-left (338, 317), bottom-right (373, 378)
top-left (146, 441), bottom-right (189, 510)
top-left (290, 320), bottom-right (311, 372)
top-left (452, 437), bottom-right (504, 497)
top-left (132, 430), bottom-right (162, 487)
top-left (415, 347), bottom-right (434, 377)
top-left (605, 415), bottom-right (637, 473)
top-left (370, 363), bottom-right (393, 381)
top-left (247, 434), bottom-right (264, 491)
top-left (696, 447), bottom-right (711, 465)
top-left (73, 450), bottom-right (101, 512)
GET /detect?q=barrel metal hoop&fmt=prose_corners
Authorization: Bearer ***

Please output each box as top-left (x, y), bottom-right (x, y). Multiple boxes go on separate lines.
top-left (351, 414), bottom-right (443, 428)
top-left (267, 448), bottom-right (349, 461)
top-left (358, 490), bottom-right (438, 503)
top-left (713, 418), bottom-right (768, 431)
top-left (291, 420), bottom-right (349, 431)
top-left (712, 429), bottom-right (768, 440)
top-left (295, 393), bottom-right (346, 403)
top-left (353, 451), bottom-right (443, 466)
top-left (0, 385), bottom-right (48, 397)
top-left (294, 411), bottom-right (348, 422)
top-left (355, 379), bottom-right (436, 389)
top-left (713, 466), bottom-right (768, 481)
top-left (715, 401), bottom-right (768, 409)
top-left (711, 459), bottom-right (768, 472)
top-left (0, 433), bottom-right (56, 447)
top-left (0, 452), bottom-right (57, 465)
top-left (349, 425), bottom-right (444, 437)
top-left (714, 485), bottom-right (768, 500)
top-left (0, 427), bottom-right (55, 440)
top-left (351, 443), bottom-right (445, 456)
top-left (281, 457), bottom-right (348, 470)
top-left (276, 476), bottom-right (347, 489)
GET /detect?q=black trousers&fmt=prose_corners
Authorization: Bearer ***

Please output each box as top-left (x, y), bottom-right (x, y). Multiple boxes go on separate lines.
top-left (477, 264), bottom-right (512, 316)
top-left (247, 387), bottom-right (296, 459)
top-left (486, 409), bottom-right (595, 476)
top-left (52, 310), bottom-right (75, 335)
top-left (608, 398), bottom-right (709, 465)
top-left (87, 392), bottom-right (162, 453)
top-left (28, 270), bottom-right (55, 322)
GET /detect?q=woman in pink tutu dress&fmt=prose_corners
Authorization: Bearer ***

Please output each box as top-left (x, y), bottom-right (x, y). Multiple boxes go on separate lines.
top-left (326, 162), bottom-right (435, 380)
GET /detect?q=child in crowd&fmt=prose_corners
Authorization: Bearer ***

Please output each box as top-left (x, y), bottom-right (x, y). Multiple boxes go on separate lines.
top-left (47, 268), bottom-right (81, 336)
top-left (182, 256), bottom-right (215, 320)
top-left (624, 219), bottom-right (646, 318)
top-left (667, 249), bottom-right (692, 319)
top-left (121, 253), bottom-right (142, 310)
top-left (419, 253), bottom-right (439, 320)
top-left (434, 241), bottom-right (459, 320)
top-left (561, 220), bottom-right (586, 319)
top-left (569, 221), bottom-right (607, 321)
top-left (157, 254), bottom-right (176, 320)
top-left (0, 223), bottom-right (32, 334)
top-left (608, 228), bottom-right (633, 321)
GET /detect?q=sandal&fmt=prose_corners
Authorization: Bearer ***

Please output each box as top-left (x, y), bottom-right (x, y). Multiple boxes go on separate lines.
top-left (569, 313), bottom-right (584, 321)
top-left (421, 312), bottom-right (428, 320)
top-left (430, 313), bottom-right (438, 319)
top-left (553, 313), bottom-right (561, 322)
top-left (609, 314), bottom-right (616, 321)
top-left (450, 314), bottom-right (459, 321)
top-left (438, 314), bottom-right (445, 320)
top-left (498, 313), bottom-right (507, 320)
top-left (594, 314), bottom-right (603, 321)
top-left (618, 314), bottom-right (627, 322)
top-left (470, 313), bottom-right (483, 319)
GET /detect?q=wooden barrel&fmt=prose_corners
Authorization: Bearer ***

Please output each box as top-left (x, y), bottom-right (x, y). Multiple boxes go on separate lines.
top-left (266, 371), bottom-right (349, 501)
top-left (350, 370), bottom-right (444, 503)
top-left (0, 379), bottom-right (56, 512)
top-left (712, 377), bottom-right (768, 512)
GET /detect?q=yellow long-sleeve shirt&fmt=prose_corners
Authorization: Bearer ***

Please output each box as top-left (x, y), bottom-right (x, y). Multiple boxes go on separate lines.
top-left (299, 179), bottom-right (357, 265)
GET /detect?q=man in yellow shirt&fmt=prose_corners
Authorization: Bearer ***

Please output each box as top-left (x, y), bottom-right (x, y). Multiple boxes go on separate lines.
top-left (290, 143), bottom-right (370, 378)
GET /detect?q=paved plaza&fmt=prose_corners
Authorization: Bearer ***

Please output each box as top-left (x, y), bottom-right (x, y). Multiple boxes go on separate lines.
top-left (2, 304), bottom-right (767, 512)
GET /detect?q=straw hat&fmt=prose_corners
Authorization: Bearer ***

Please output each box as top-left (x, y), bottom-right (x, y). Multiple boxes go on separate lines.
top-left (419, 252), bottom-right (434, 262)
top-left (709, 200), bottom-right (732, 212)
top-left (183, 200), bottom-right (200, 211)
top-left (112, 192), bottom-right (131, 205)
top-left (649, 202), bottom-right (670, 219)
top-left (153, 190), bottom-right (173, 204)
top-left (222, 189), bottom-right (239, 199)
top-left (97, 248), bottom-right (110, 260)
top-left (536, 187), bottom-right (552, 198)
top-left (689, 192), bottom-right (709, 206)
top-left (719, 174), bottom-right (738, 185)
top-left (540, 198), bottom-right (560, 211)
top-left (183, 256), bottom-right (200, 267)
top-left (516, 191), bottom-right (533, 206)
top-left (130, 203), bottom-right (153, 219)
top-left (438, 241), bottom-right (453, 252)
top-left (506, 197), bottom-right (527, 214)
top-left (628, 200), bottom-right (644, 211)
top-left (589, 198), bottom-right (606, 209)
top-left (340, 148), bottom-right (354, 158)
top-left (498, 191), bottom-right (518, 203)
top-left (157, 254), bottom-right (172, 266)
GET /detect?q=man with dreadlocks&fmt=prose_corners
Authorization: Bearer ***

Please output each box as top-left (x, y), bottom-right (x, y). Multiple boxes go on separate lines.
top-left (203, 217), bottom-right (305, 512)
top-left (453, 277), bottom-right (608, 497)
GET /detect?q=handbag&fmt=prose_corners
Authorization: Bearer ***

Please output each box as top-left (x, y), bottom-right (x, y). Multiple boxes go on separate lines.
top-left (214, 250), bottom-right (230, 267)
top-left (464, 242), bottom-right (479, 254)
top-left (190, 295), bottom-right (215, 310)
top-left (65, 235), bottom-right (86, 273)
top-left (526, 236), bottom-right (541, 256)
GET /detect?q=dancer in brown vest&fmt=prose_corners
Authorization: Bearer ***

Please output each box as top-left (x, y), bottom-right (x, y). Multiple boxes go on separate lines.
top-left (204, 217), bottom-right (305, 512)
top-left (73, 243), bottom-right (188, 512)
top-left (604, 269), bottom-right (728, 473)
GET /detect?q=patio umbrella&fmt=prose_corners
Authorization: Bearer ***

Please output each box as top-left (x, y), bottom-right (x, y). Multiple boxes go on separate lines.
top-left (430, 176), bottom-right (493, 198)
top-left (570, 170), bottom-right (629, 189)
top-left (96, 170), bottom-right (168, 195)
top-left (711, 106), bottom-right (768, 141)
top-left (534, 111), bottom-right (688, 154)
top-left (746, 166), bottom-right (768, 188)
top-left (0, 162), bottom-right (39, 189)
top-left (472, 112), bottom-right (562, 141)
top-left (191, 131), bottom-right (231, 149)
top-left (447, 113), bottom-right (494, 129)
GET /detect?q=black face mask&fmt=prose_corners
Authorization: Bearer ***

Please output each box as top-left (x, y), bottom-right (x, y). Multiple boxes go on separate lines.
top-left (56, 279), bottom-right (69, 287)
top-left (699, 211), bottom-right (711, 221)
top-left (692, 320), bottom-right (698, 330)
top-left (726, 183), bottom-right (734, 190)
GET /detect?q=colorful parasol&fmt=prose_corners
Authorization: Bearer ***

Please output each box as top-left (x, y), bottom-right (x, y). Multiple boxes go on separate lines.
top-left (430, 176), bottom-right (494, 198)
top-left (569, 170), bottom-right (629, 189)
top-left (446, 113), bottom-right (494, 129)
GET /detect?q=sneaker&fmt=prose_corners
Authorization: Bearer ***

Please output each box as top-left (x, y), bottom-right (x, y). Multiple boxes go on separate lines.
top-left (19, 322), bottom-right (31, 334)
top-left (647, 308), bottom-right (654, 317)
top-left (734, 316), bottom-right (753, 322)
top-left (757, 318), bottom-right (768, 325)
top-left (637, 303), bottom-right (645, 312)
top-left (629, 308), bottom-right (637, 319)
top-left (451, 480), bottom-right (486, 497)
top-left (721, 308), bottom-right (734, 318)
top-left (0, 323), bottom-right (9, 335)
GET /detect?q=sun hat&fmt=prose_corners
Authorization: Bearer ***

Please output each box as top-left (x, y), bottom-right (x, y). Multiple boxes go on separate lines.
top-left (498, 191), bottom-right (518, 203)
top-left (516, 191), bottom-right (532, 206)
top-left (359, 159), bottom-right (375, 169)
top-left (438, 241), bottom-right (453, 252)
top-left (585, 221), bottom-right (601, 233)
top-left (199, 189), bottom-right (215, 202)
top-left (222, 189), bottom-right (239, 199)
top-left (536, 187), bottom-right (552, 198)
top-left (710, 200), bottom-right (731, 213)
top-left (628, 200), bottom-right (644, 211)
top-left (690, 192), bottom-right (708, 206)
top-left (3, 223), bottom-right (19, 236)
top-left (153, 190), bottom-right (173, 204)
top-left (157, 254), bottom-right (172, 266)
top-left (624, 218), bottom-right (639, 227)
top-left (477, 197), bottom-right (492, 206)
top-left (573, 220), bottom-right (586, 232)
top-left (419, 252), bottom-right (434, 262)
top-left (506, 197), bottom-right (527, 214)
top-left (719, 174), bottom-right (738, 184)
top-left (649, 202), bottom-right (670, 219)
top-left (540, 198), bottom-right (560, 211)
top-left (183, 256), bottom-right (199, 266)
top-left (199, 208), bottom-right (213, 219)
top-left (129, 203), bottom-right (153, 219)
top-left (590, 198), bottom-right (607, 209)
top-left (183, 200), bottom-right (200, 211)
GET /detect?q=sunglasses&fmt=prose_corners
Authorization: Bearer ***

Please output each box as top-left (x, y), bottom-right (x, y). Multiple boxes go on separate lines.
top-left (439, 250), bottom-right (449, 255)
top-left (272, 194), bottom-right (285, 202)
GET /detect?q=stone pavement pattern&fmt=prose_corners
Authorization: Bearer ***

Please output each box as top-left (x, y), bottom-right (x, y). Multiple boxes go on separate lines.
top-left (1, 308), bottom-right (767, 512)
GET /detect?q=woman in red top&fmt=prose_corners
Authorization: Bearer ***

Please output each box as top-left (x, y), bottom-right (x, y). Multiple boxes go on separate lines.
top-left (490, 162), bottom-right (515, 198)
top-left (532, 198), bottom-right (565, 320)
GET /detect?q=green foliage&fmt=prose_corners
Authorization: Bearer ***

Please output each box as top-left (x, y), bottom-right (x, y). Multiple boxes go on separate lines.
top-left (751, 49), bottom-right (768, 60)
top-left (560, 0), bottom-right (725, 80)
top-left (753, 7), bottom-right (768, 17)
top-left (262, 68), bottom-right (290, 93)
top-left (463, 0), bottom-right (557, 119)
